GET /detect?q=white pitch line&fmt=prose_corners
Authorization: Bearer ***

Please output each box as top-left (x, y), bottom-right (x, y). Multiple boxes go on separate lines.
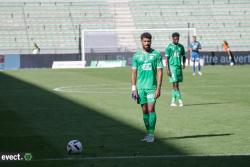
top-left (53, 85), bottom-right (169, 94)
top-left (53, 84), bottom-right (250, 94)
top-left (33, 153), bottom-right (250, 161)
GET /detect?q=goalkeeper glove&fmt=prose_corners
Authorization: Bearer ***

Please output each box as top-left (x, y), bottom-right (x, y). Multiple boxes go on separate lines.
top-left (131, 90), bottom-right (138, 101)
top-left (131, 85), bottom-right (139, 104)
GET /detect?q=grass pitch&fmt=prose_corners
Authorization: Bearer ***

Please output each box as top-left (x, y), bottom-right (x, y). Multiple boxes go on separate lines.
top-left (0, 66), bottom-right (249, 166)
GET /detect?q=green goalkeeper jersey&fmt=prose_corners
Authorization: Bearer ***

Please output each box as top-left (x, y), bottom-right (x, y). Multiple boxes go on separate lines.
top-left (132, 49), bottom-right (163, 90)
top-left (165, 43), bottom-right (185, 67)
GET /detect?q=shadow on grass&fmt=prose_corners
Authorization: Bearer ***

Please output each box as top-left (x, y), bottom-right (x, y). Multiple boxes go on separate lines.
top-left (0, 71), bottom-right (183, 165)
top-left (184, 102), bottom-right (229, 107)
top-left (0, 71), bottom-right (249, 167)
top-left (160, 133), bottom-right (233, 140)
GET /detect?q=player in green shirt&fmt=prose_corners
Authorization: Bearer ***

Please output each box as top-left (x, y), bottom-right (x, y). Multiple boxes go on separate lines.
top-left (165, 32), bottom-right (186, 107)
top-left (131, 32), bottom-right (163, 143)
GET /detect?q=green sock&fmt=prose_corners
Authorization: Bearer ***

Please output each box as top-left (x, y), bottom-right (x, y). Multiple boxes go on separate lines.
top-left (171, 90), bottom-right (176, 103)
top-left (148, 112), bottom-right (156, 134)
top-left (176, 90), bottom-right (182, 100)
top-left (143, 113), bottom-right (149, 132)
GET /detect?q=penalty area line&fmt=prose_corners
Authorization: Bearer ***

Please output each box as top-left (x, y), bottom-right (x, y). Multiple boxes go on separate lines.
top-left (33, 153), bottom-right (250, 161)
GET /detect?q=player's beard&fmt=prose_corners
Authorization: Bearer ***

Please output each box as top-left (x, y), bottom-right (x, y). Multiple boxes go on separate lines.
top-left (143, 45), bottom-right (151, 52)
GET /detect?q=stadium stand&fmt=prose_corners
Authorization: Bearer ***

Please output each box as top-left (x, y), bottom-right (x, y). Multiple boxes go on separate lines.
top-left (129, 0), bottom-right (250, 51)
top-left (0, 0), bottom-right (250, 54)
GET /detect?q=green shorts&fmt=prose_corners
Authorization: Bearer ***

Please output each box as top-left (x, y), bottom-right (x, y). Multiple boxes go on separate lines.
top-left (137, 89), bottom-right (156, 105)
top-left (169, 66), bottom-right (183, 83)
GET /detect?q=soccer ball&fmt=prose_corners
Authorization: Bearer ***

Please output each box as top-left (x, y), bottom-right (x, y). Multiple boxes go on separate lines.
top-left (67, 140), bottom-right (82, 154)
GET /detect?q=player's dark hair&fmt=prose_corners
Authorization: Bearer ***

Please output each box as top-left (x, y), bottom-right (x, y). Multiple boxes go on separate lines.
top-left (172, 32), bottom-right (180, 38)
top-left (141, 32), bottom-right (152, 40)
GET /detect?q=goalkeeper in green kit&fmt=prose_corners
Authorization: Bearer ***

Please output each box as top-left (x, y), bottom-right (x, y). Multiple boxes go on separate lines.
top-left (131, 32), bottom-right (163, 143)
top-left (165, 32), bottom-right (186, 107)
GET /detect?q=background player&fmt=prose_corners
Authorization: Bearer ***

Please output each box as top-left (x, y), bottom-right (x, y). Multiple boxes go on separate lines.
top-left (223, 40), bottom-right (236, 66)
top-left (189, 36), bottom-right (202, 76)
top-left (165, 32), bottom-right (186, 107)
top-left (131, 32), bottom-right (163, 143)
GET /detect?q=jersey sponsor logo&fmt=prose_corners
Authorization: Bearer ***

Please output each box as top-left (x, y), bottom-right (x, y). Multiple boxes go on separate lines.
top-left (141, 63), bottom-right (152, 71)
top-left (174, 50), bottom-right (180, 57)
